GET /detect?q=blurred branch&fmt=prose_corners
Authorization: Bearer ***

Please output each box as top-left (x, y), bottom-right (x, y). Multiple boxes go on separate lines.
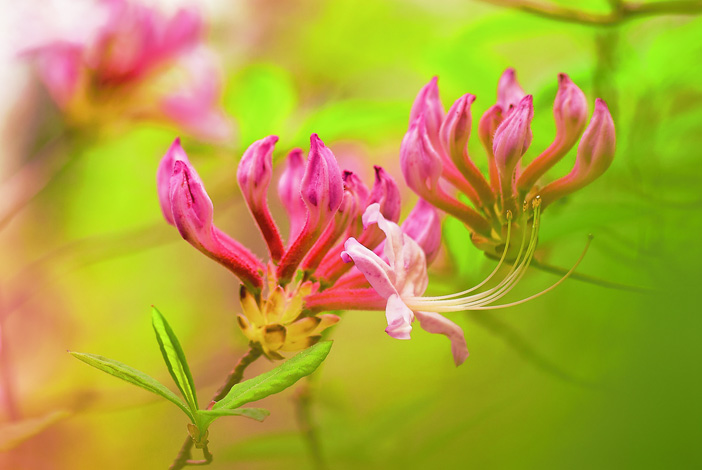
top-left (170, 347), bottom-right (262, 470)
top-left (474, 0), bottom-right (702, 25)
top-left (0, 134), bottom-right (71, 232)
top-left (466, 312), bottom-right (597, 387)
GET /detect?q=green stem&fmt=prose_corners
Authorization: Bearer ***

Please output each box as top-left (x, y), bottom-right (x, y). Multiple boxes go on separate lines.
top-left (294, 379), bottom-right (327, 470)
top-left (170, 346), bottom-right (262, 470)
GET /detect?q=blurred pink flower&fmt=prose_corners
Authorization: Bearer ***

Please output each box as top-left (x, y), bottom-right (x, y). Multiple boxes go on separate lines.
top-left (24, 0), bottom-right (231, 141)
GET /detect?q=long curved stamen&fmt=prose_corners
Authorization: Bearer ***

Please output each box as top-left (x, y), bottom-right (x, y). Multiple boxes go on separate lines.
top-left (418, 210), bottom-right (514, 301)
top-left (404, 198), bottom-right (546, 312)
top-left (465, 233), bottom-right (592, 310)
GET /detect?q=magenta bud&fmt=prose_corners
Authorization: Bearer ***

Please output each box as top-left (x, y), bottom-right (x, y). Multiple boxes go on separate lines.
top-left (278, 148), bottom-right (307, 241)
top-left (237, 135), bottom-right (277, 207)
top-left (497, 68), bottom-right (526, 113)
top-left (409, 77), bottom-right (445, 151)
top-left (478, 105), bottom-right (504, 153)
top-left (493, 95), bottom-right (534, 174)
top-left (169, 159), bottom-right (263, 288)
top-left (367, 166), bottom-right (401, 223)
top-left (553, 74), bottom-right (588, 147)
top-left (343, 171), bottom-right (371, 237)
top-left (157, 138), bottom-right (191, 226)
top-left (540, 99), bottom-right (616, 206)
top-left (573, 98), bottom-right (616, 180)
top-left (170, 160), bottom-right (214, 243)
top-left (401, 199), bottom-right (442, 264)
top-left (400, 116), bottom-right (444, 196)
top-left (237, 135), bottom-right (285, 261)
top-left (440, 94), bottom-right (475, 161)
top-left (301, 134), bottom-right (344, 226)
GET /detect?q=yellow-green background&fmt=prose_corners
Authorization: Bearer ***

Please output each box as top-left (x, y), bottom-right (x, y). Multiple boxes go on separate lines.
top-left (2, 0), bottom-right (701, 468)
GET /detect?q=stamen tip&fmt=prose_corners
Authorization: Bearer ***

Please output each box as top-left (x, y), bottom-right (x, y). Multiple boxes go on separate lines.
top-left (587, 233), bottom-right (594, 241)
top-left (506, 210), bottom-right (513, 221)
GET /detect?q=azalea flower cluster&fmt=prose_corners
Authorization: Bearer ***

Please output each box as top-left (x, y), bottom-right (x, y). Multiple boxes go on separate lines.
top-left (157, 134), bottom-right (441, 360)
top-left (400, 69), bottom-right (615, 258)
top-left (25, 0), bottom-right (230, 140)
top-left (157, 68), bottom-right (614, 367)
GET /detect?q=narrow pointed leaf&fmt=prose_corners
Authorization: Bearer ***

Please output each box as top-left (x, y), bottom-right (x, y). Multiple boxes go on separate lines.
top-left (213, 341), bottom-right (332, 412)
top-left (70, 352), bottom-right (194, 421)
top-left (151, 307), bottom-right (199, 412)
top-left (198, 407), bottom-right (270, 424)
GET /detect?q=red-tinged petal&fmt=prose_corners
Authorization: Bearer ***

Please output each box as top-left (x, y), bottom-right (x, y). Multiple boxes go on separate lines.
top-left (414, 311), bottom-right (469, 366)
top-left (385, 294), bottom-right (414, 340)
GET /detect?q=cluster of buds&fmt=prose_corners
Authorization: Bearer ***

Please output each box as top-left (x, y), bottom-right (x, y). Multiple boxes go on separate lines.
top-left (157, 134), bottom-right (441, 360)
top-left (24, 0), bottom-right (230, 141)
top-left (401, 69), bottom-right (616, 258)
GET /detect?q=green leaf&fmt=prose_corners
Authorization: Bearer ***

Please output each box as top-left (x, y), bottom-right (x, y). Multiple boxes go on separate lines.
top-left (151, 307), bottom-right (198, 413)
top-left (70, 352), bottom-right (194, 421)
top-left (199, 407), bottom-right (270, 422)
top-left (213, 341), bottom-right (332, 412)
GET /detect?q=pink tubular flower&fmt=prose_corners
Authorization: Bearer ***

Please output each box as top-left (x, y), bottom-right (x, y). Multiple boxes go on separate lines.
top-left (24, 0), bottom-right (231, 141)
top-left (401, 69), bottom-right (615, 258)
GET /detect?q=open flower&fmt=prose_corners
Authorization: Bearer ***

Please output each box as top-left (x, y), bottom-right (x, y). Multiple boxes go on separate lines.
top-left (401, 68), bottom-right (615, 258)
top-left (24, 0), bottom-right (231, 141)
top-left (338, 202), bottom-right (591, 366)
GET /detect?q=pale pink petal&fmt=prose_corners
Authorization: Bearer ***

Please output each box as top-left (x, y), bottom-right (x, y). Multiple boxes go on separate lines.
top-left (385, 294), bottom-right (414, 340)
top-left (340, 238), bottom-right (397, 299)
top-left (414, 311), bottom-right (469, 366)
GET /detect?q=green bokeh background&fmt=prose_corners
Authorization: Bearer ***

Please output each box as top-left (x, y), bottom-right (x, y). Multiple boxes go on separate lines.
top-left (2, 0), bottom-right (701, 468)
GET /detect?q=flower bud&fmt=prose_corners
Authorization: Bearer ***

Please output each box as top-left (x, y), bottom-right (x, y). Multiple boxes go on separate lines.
top-left (553, 73), bottom-right (588, 147)
top-left (409, 76), bottom-right (445, 151)
top-left (493, 95), bottom-right (533, 200)
top-left (169, 159), bottom-right (264, 288)
top-left (278, 148), bottom-right (307, 241)
top-left (516, 74), bottom-right (588, 194)
top-left (401, 199), bottom-right (442, 264)
top-left (343, 171), bottom-right (371, 237)
top-left (367, 166), bottom-right (401, 223)
top-left (237, 135), bottom-right (277, 210)
top-left (496, 68), bottom-right (526, 113)
top-left (440, 94), bottom-right (495, 206)
top-left (400, 116), bottom-right (444, 196)
top-left (440, 94), bottom-right (475, 162)
top-left (539, 99), bottom-right (616, 206)
top-left (157, 138), bottom-right (190, 226)
top-left (573, 98), bottom-right (616, 180)
top-left (301, 134), bottom-right (344, 227)
top-left (477, 105), bottom-right (503, 193)
top-left (237, 135), bottom-right (285, 261)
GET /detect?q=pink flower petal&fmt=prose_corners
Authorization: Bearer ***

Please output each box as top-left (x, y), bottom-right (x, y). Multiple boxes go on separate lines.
top-left (385, 294), bottom-right (414, 340)
top-left (414, 311), bottom-right (469, 366)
